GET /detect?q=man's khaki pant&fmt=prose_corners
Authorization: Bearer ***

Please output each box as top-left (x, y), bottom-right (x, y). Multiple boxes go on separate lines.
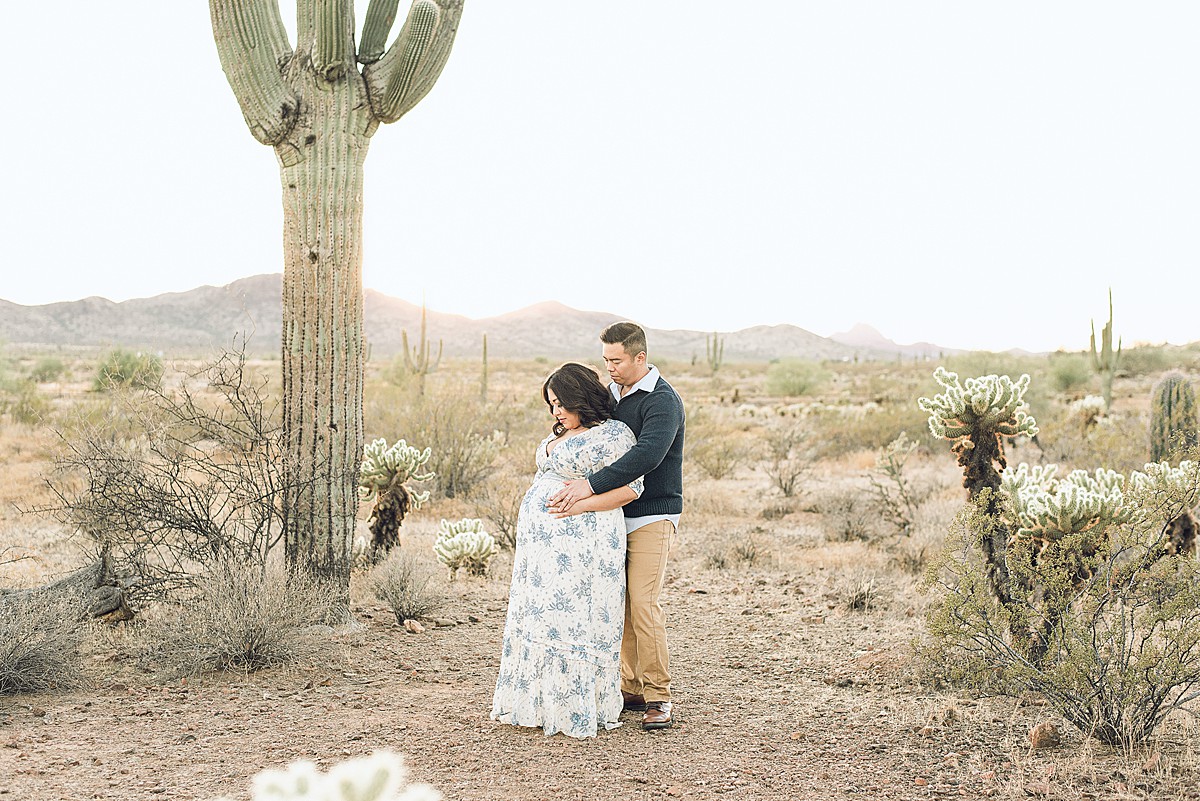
top-left (620, 519), bottom-right (675, 703)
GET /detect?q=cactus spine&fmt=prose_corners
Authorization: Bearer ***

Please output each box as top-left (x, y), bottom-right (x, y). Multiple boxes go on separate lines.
top-left (401, 300), bottom-right (443, 396)
top-left (209, 0), bottom-right (465, 612)
top-left (1150, 372), bottom-right (1198, 463)
top-left (706, 332), bottom-right (725, 375)
top-left (1089, 288), bottom-right (1122, 410)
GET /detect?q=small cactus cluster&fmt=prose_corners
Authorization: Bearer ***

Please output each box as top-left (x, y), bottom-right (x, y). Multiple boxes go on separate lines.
top-left (359, 439), bottom-right (434, 501)
top-left (433, 518), bottom-right (497, 579)
top-left (918, 367), bottom-right (1039, 441)
top-left (218, 750), bottom-right (440, 801)
top-left (1068, 395), bottom-right (1107, 429)
top-left (1150, 372), bottom-right (1198, 463)
top-left (359, 439), bottom-right (434, 556)
top-left (1003, 464), bottom-right (1132, 548)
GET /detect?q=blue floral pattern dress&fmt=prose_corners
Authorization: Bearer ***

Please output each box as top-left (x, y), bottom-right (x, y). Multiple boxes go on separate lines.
top-left (490, 419), bottom-right (642, 738)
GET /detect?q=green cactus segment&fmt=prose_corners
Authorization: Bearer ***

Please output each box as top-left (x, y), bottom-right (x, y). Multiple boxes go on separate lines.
top-left (433, 518), bottom-right (497, 578)
top-left (359, 437), bottom-right (434, 506)
top-left (1004, 463), bottom-right (1131, 545)
top-left (314, 0), bottom-right (354, 80)
top-left (918, 367), bottom-right (1038, 442)
top-left (1089, 288), bottom-right (1122, 410)
top-left (210, 0), bottom-right (298, 146)
top-left (365, 0), bottom-right (464, 123)
top-left (360, 0), bottom-right (402, 65)
top-left (1150, 372), bottom-right (1198, 464)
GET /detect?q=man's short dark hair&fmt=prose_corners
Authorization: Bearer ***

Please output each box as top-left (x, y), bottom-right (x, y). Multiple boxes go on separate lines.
top-left (600, 321), bottom-right (647, 358)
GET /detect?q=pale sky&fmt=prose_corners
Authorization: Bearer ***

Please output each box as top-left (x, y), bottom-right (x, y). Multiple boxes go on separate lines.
top-left (3, 2), bottom-right (1198, 353)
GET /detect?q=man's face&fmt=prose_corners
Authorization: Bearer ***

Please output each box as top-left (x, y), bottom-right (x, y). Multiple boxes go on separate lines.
top-left (602, 342), bottom-right (646, 387)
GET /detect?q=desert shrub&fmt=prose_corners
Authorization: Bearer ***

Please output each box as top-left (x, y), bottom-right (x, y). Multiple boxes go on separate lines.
top-left (471, 468), bottom-right (528, 550)
top-left (29, 357), bottom-right (66, 383)
top-left (838, 571), bottom-right (880, 612)
top-left (6, 380), bottom-right (50, 425)
top-left (369, 550), bottom-right (444, 623)
top-left (926, 497), bottom-right (1200, 748)
top-left (1121, 344), bottom-right (1178, 377)
top-left (868, 432), bottom-right (923, 537)
top-left (0, 593), bottom-right (86, 694)
top-left (759, 419), bottom-right (815, 498)
top-left (45, 347), bottom-right (293, 604)
top-left (1047, 352), bottom-right (1091, 393)
top-left (93, 348), bottom-right (163, 391)
top-left (685, 409), bottom-right (753, 480)
top-left (814, 486), bottom-right (874, 542)
top-left (807, 402), bottom-right (933, 459)
top-left (1040, 409), bottom-right (1150, 475)
top-left (732, 529), bottom-right (770, 566)
top-left (142, 558), bottom-right (334, 676)
top-left (765, 359), bottom-right (827, 397)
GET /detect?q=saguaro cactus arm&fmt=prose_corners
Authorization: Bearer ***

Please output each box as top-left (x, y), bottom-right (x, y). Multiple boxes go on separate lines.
top-left (360, 0), bottom-right (402, 64)
top-left (209, 0), bottom-right (298, 146)
top-left (364, 0), bottom-right (464, 123)
top-left (314, 0), bottom-right (356, 80)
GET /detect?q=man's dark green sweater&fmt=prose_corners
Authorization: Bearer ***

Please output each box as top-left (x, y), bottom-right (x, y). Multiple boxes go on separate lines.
top-left (588, 375), bottom-right (685, 518)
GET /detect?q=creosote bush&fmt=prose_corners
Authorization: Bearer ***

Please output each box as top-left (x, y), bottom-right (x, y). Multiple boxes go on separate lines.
top-left (765, 358), bottom-right (828, 397)
top-left (93, 348), bottom-right (163, 391)
top-left (369, 550), bottom-right (444, 624)
top-left (0, 593), bottom-right (86, 694)
top-left (142, 558), bottom-right (335, 676)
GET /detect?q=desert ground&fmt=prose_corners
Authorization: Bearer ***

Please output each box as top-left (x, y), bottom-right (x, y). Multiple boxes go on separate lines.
top-left (2, 346), bottom-right (1200, 800)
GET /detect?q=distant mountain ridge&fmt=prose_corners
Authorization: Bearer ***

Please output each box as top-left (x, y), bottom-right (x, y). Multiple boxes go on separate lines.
top-left (0, 274), bottom-right (952, 362)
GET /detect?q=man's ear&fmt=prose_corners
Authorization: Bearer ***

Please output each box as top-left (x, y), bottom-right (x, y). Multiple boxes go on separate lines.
top-left (635, 351), bottom-right (648, 366)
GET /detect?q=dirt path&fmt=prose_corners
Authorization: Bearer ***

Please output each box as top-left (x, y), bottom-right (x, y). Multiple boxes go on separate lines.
top-left (6, 542), bottom-right (1196, 801)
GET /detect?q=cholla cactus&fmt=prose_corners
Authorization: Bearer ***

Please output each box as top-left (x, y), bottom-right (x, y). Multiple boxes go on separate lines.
top-left (1068, 395), bottom-right (1107, 429)
top-left (218, 750), bottom-right (440, 801)
top-left (359, 439), bottom-right (434, 557)
top-left (433, 518), bottom-right (497, 579)
top-left (1130, 460), bottom-right (1200, 558)
top-left (919, 367), bottom-right (1039, 442)
top-left (1004, 463), bottom-right (1132, 548)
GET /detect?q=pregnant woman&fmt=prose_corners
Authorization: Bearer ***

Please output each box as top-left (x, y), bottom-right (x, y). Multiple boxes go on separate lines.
top-left (490, 362), bottom-right (642, 738)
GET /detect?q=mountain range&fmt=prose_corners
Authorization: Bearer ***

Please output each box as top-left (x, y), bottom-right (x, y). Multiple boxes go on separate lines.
top-left (0, 274), bottom-right (957, 362)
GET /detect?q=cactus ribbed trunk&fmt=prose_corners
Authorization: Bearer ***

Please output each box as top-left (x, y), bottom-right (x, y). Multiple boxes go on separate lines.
top-left (279, 73), bottom-right (371, 599)
top-left (210, 0), bottom-right (465, 614)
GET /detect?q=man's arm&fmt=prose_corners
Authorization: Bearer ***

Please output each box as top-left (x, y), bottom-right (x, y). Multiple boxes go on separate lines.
top-left (548, 393), bottom-right (681, 511)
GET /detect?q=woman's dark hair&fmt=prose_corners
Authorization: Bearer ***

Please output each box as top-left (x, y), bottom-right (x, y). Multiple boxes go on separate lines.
top-left (542, 362), bottom-right (615, 437)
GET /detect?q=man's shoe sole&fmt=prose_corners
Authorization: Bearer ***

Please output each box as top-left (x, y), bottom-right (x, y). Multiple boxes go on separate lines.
top-left (642, 719), bottom-right (672, 730)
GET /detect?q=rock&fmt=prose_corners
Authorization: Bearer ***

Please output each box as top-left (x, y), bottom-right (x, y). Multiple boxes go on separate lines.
top-left (431, 618), bottom-right (456, 628)
top-left (1028, 721), bottom-right (1061, 749)
top-left (403, 619), bottom-right (425, 634)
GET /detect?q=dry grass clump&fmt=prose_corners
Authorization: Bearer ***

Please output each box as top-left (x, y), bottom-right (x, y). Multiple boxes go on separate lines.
top-left (141, 558), bottom-right (336, 676)
top-left (369, 549), bottom-right (445, 623)
top-left (0, 592), bottom-right (86, 694)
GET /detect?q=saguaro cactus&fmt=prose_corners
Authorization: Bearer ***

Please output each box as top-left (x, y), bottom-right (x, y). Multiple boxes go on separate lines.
top-left (1089, 289), bottom-right (1122, 410)
top-left (1150, 372), bottom-right (1198, 463)
top-left (706, 332), bottom-right (725, 375)
top-left (209, 1), bottom-right (465, 611)
top-left (401, 300), bottom-right (443, 396)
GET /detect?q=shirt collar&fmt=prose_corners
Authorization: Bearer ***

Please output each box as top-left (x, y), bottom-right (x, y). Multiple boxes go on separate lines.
top-left (610, 364), bottom-right (660, 400)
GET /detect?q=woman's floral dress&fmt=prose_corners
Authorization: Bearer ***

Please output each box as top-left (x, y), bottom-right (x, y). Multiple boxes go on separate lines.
top-left (490, 419), bottom-right (642, 738)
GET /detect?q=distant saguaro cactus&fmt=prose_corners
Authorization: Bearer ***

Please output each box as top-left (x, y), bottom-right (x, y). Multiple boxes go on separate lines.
top-left (1150, 372), bottom-right (1198, 464)
top-left (480, 333), bottom-right (489, 403)
top-left (209, 0), bottom-right (465, 612)
top-left (1089, 289), bottom-right (1122, 410)
top-left (401, 301), bottom-right (444, 397)
top-left (706, 332), bottom-right (725, 375)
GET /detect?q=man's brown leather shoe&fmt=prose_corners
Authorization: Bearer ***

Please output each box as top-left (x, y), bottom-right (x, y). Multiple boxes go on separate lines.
top-left (641, 701), bottom-right (673, 730)
top-left (622, 691), bottom-right (647, 712)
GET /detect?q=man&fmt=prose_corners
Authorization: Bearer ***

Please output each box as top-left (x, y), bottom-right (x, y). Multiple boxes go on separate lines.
top-left (549, 321), bottom-right (685, 730)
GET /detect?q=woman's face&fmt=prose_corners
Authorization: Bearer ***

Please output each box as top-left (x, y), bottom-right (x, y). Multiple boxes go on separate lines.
top-left (547, 390), bottom-right (583, 433)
